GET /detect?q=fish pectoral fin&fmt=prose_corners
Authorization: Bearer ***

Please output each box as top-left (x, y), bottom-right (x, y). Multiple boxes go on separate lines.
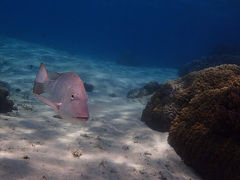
top-left (56, 103), bottom-right (62, 110)
top-left (34, 94), bottom-right (60, 110)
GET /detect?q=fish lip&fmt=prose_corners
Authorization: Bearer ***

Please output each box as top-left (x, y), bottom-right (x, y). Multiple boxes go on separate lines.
top-left (75, 116), bottom-right (89, 121)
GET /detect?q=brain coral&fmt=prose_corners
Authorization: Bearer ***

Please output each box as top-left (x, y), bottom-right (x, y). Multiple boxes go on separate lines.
top-left (168, 65), bottom-right (240, 180)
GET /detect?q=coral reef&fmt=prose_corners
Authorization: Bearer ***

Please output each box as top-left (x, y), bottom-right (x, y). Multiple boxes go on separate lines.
top-left (142, 64), bottom-right (240, 180)
top-left (168, 85), bottom-right (240, 180)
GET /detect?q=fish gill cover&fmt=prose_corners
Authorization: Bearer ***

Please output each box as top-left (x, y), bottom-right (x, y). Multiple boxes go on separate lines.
top-left (0, 0), bottom-right (240, 67)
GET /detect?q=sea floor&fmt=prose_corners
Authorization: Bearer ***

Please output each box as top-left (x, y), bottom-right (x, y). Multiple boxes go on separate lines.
top-left (0, 36), bottom-right (201, 180)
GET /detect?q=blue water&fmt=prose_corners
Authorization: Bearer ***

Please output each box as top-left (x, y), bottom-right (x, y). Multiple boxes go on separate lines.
top-left (0, 0), bottom-right (240, 67)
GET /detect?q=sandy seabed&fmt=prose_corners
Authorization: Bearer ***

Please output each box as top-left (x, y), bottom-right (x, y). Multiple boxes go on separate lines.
top-left (0, 36), bottom-right (201, 180)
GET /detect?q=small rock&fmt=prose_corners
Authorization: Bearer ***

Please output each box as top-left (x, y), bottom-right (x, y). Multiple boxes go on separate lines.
top-left (133, 136), bottom-right (142, 143)
top-left (23, 155), bottom-right (30, 160)
top-left (144, 152), bottom-right (152, 156)
top-left (72, 149), bottom-right (82, 158)
top-left (84, 82), bottom-right (94, 92)
top-left (127, 81), bottom-right (161, 98)
top-left (159, 171), bottom-right (167, 180)
top-left (53, 115), bottom-right (62, 119)
top-left (94, 144), bottom-right (104, 150)
top-left (26, 64), bottom-right (34, 70)
top-left (99, 161), bottom-right (105, 168)
top-left (81, 134), bottom-right (90, 138)
top-left (110, 168), bottom-right (117, 173)
top-left (109, 93), bottom-right (117, 97)
top-left (122, 145), bottom-right (129, 151)
top-left (15, 88), bottom-right (21, 92)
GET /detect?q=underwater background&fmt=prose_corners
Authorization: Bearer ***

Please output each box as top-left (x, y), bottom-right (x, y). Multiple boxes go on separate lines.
top-left (0, 1), bottom-right (240, 180)
top-left (1, 0), bottom-right (240, 67)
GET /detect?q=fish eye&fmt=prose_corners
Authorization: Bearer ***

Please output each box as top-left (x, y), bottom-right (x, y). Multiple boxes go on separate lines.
top-left (71, 94), bottom-right (74, 100)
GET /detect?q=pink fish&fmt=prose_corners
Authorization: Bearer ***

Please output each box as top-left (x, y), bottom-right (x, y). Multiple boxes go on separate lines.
top-left (33, 63), bottom-right (89, 121)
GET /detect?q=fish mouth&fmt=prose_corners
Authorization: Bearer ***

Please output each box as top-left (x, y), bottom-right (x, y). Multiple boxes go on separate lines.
top-left (75, 116), bottom-right (89, 122)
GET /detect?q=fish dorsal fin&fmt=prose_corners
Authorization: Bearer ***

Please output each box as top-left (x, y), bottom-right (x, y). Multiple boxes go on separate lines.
top-left (35, 63), bottom-right (49, 83)
top-left (33, 63), bottom-right (49, 94)
top-left (48, 71), bottom-right (62, 80)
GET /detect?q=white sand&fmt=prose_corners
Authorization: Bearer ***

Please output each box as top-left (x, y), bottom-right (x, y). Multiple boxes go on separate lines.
top-left (0, 36), bottom-right (201, 180)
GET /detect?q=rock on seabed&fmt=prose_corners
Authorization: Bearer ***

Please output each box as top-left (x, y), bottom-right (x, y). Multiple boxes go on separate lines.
top-left (0, 81), bottom-right (14, 113)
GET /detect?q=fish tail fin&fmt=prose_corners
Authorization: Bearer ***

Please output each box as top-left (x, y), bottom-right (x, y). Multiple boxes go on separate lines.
top-left (33, 63), bottom-right (49, 94)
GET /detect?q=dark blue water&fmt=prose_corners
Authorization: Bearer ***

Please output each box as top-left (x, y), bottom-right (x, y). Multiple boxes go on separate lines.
top-left (0, 0), bottom-right (240, 67)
